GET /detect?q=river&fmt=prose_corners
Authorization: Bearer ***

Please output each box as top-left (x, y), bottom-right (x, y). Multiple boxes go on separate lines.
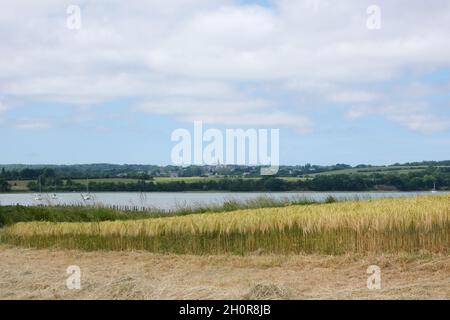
top-left (0, 191), bottom-right (446, 211)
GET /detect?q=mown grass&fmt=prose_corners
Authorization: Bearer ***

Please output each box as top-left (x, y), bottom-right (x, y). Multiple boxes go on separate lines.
top-left (1, 195), bottom-right (448, 255)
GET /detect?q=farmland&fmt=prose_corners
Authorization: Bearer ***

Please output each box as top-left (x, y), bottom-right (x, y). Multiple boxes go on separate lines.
top-left (8, 176), bottom-right (302, 190)
top-left (0, 194), bottom-right (449, 300)
top-left (1, 247), bottom-right (448, 299)
top-left (306, 166), bottom-right (429, 176)
top-left (1, 195), bottom-right (448, 255)
top-left (4, 161), bottom-right (450, 193)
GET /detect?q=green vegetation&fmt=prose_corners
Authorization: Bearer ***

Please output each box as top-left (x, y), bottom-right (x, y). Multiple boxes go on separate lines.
top-left (7, 180), bottom-right (29, 191)
top-left (0, 196), bottom-right (318, 228)
top-left (307, 165), bottom-right (428, 176)
top-left (0, 206), bottom-right (153, 228)
top-left (20, 170), bottom-right (450, 192)
top-left (0, 178), bottom-right (10, 192)
top-left (1, 196), bottom-right (448, 255)
top-left (1, 161), bottom-right (450, 192)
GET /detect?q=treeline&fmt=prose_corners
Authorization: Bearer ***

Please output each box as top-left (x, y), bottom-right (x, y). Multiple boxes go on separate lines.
top-left (3, 164), bottom-right (450, 193)
top-left (0, 167), bottom-right (151, 181)
top-left (0, 178), bottom-right (10, 192)
top-left (2, 160), bottom-right (450, 180)
top-left (0, 164), bottom-right (339, 180)
top-left (24, 168), bottom-right (450, 192)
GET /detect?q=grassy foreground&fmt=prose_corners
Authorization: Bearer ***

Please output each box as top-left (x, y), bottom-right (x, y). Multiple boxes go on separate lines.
top-left (1, 246), bottom-right (448, 299)
top-left (0, 195), bottom-right (449, 255)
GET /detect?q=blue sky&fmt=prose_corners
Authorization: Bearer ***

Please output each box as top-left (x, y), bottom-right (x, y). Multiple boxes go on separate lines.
top-left (1, 0), bottom-right (450, 166)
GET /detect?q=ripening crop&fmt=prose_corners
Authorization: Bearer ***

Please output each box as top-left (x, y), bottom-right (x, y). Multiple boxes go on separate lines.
top-left (1, 195), bottom-right (449, 255)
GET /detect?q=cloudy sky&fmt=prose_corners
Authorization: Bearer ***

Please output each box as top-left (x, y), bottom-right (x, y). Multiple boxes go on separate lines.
top-left (1, 0), bottom-right (450, 165)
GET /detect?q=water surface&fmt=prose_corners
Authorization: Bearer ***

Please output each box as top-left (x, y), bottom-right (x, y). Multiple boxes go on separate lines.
top-left (0, 191), bottom-right (446, 211)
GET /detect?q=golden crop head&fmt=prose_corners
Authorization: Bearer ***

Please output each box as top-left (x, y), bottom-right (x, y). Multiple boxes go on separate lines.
top-left (3, 195), bottom-right (449, 238)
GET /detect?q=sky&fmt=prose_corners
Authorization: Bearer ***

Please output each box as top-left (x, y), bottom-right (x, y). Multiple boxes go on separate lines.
top-left (1, 0), bottom-right (450, 166)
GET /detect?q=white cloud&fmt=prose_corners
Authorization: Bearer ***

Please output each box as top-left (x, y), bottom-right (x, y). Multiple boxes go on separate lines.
top-left (135, 98), bottom-right (313, 132)
top-left (329, 91), bottom-right (379, 103)
top-left (0, 0), bottom-right (450, 132)
top-left (0, 102), bottom-right (10, 114)
top-left (190, 112), bottom-right (314, 133)
top-left (13, 119), bottom-right (51, 130)
top-left (346, 104), bottom-right (450, 133)
top-left (0, 99), bottom-right (16, 118)
top-left (389, 114), bottom-right (450, 134)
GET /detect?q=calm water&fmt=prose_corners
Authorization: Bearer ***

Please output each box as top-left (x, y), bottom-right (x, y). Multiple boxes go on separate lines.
top-left (0, 191), bottom-right (446, 211)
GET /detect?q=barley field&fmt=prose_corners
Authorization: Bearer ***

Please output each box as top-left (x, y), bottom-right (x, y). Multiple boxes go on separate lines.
top-left (1, 195), bottom-right (449, 255)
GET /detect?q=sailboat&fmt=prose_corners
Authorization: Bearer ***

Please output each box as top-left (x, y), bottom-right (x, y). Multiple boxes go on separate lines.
top-left (432, 182), bottom-right (437, 193)
top-left (82, 177), bottom-right (92, 201)
top-left (51, 181), bottom-right (58, 199)
top-left (34, 176), bottom-right (43, 201)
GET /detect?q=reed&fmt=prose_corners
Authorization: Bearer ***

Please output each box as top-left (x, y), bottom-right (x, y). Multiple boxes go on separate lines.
top-left (0, 195), bottom-right (316, 227)
top-left (1, 195), bottom-right (448, 255)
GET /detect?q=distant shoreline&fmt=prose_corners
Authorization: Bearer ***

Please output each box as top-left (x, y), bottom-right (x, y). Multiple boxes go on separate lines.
top-left (1, 190), bottom-right (447, 194)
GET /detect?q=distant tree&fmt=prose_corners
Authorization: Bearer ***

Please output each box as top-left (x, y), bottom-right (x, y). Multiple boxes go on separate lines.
top-left (263, 178), bottom-right (286, 191)
top-left (0, 179), bottom-right (11, 192)
top-left (42, 168), bottom-right (56, 178)
top-left (27, 181), bottom-right (37, 191)
top-left (423, 175), bottom-right (436, 188)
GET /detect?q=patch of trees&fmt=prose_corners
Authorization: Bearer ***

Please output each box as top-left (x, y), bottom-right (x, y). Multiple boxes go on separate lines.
top-left (3, 163), bottom-right (450, 193)
top-left (24, 169), bottom-right (450, 193)
top-left (0, 169), bottom-right (11, 192)
top-left (2, 161), bottom-right (450, 180)
top-left (0, 179), bottom-right (10, 192)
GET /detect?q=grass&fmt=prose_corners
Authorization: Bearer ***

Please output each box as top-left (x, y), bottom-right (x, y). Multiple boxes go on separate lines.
top-left (73, 178), bottom-right (140, 184)
top-left (8, 180), bottom-right (31, 191)
top-left (1, 195), bottom-right (448, 255)
top-left (2, 247), bottom-right (448, 299)
top-left (306, 165), bottom-right (450, 176)
top-left (72, 176), bottom-right (267, 184)
top-left (0, 196), bottom-right (317, 227)
top-left (8, 176), bottom-right (304, 192)
top-left (0, 205), bottom-right (153, 228)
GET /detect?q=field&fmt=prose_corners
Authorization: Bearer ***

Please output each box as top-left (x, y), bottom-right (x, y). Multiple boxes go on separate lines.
top-left (0, 247), bottom-right (448, 299)
top-left (307, 166), bottom-right (429, 176)
top-left (7, 176), bottom-right (306, 192)
top-left (1, 195), bottom-right (448, 255)
top-left (8, 180), bottom-right (30, 191)
top-left (0, 195), bottom-right (449, 300)
top-left (7, 164), bottom-right (450, 192)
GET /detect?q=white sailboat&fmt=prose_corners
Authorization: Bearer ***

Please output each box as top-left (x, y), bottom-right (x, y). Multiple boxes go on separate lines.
top-left (34, 176), bottom-right (43, 201)
top-left (432, 182), bottom-right (437, 193)
top-left (51, 182), bottom-right (58, 199)
top-left (82, 177), bottom-right (92, 201)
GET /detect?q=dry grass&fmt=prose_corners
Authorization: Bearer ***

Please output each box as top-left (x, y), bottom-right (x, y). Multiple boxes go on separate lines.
top-left (0, 245), bottom-right (448, 300)
top-left (1, 195), bottom-right (449, 255)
